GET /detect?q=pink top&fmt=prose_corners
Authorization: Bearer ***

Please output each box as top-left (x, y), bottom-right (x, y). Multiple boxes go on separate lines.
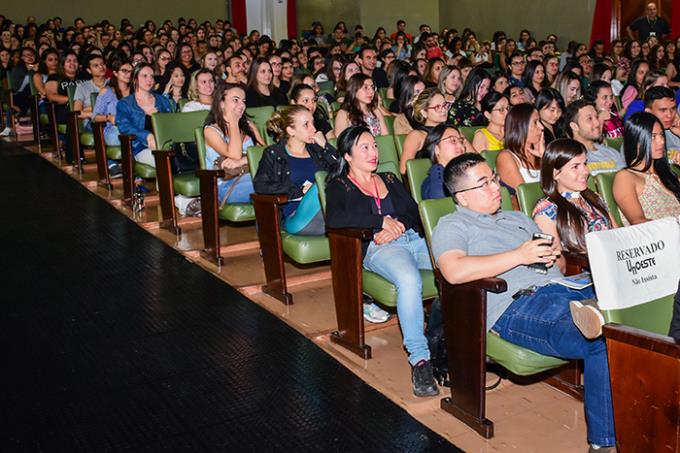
top-left (621, 85), bottom-right (637, 111)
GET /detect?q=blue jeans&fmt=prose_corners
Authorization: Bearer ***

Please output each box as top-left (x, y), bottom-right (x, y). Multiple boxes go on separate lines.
top-left (492, 284), bottom-right (615, 447)
top-left (363, 229), bottom-right (433, 366)
top-left (217, 173), bottom-right (254, 204)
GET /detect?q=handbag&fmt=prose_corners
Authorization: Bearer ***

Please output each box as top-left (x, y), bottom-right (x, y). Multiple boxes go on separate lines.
top-left (170, 141), bottom-right (200, 174)
top-left (213, 156), bottom-right (249, 181)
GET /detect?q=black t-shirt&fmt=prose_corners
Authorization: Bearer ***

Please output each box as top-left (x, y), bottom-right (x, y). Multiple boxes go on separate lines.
top-left (46, 74), bottom-right (82, 97)
top-left (245, 86), bottom-right (288, 108)
top-left (629, 16), bottom-right (670, 41)
top-left (372, 68), bottom-right (389, 89)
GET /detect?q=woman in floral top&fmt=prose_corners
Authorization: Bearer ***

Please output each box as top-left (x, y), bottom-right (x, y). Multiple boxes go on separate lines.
top-left (447, 68), bottom-right (491, 128)
top-left (532, 139), bottom-right (615, 272)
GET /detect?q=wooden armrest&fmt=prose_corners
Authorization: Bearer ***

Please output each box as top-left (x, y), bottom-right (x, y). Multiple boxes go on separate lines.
top-left (435, 271), bottom-right (507, 294)
top-left (563, 251), bottom-right (589, 269)
top-left (466, 277), bottom-right (508, 293)
top-left (119, 133), bottom-right (137, 141)
top-left (196, 169), bottom-right (225, 180)
top-left (151, 148), bottom-right (176, 157)
top-left (603, 323), bottom-right (680, 359)
top-left (327, 227), bottom-right (374, 240)
top-left (91, 121), bottom-right (106, 129)
top-left (251, 193), bottom-right (289, 205)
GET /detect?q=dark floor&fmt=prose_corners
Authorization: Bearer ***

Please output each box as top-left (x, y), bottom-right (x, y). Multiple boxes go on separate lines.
top-left (0, 143), bottom-right (462, 452)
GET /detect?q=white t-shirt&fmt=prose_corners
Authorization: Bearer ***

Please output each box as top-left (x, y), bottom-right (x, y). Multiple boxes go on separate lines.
top-left (181, 101), bottom-right (211, 112)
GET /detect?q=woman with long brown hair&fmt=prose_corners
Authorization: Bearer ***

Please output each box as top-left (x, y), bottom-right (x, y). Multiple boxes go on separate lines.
top-left (496, 103), bottom-right (544, 190)
top-left (533, 139), bottom-right (614, 269)
top-left (333, 73), bottom-right (388, 137)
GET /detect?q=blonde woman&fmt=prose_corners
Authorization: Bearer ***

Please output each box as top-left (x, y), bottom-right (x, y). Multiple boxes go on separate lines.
top-left (181, 69), bottom-right (215, 112)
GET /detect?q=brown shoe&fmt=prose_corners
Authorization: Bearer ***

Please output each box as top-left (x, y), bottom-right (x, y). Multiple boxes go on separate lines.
top-left (570, 299), bottom-right (605, 339)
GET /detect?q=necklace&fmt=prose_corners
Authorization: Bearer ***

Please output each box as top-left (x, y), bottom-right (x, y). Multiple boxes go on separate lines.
top-left (348, 173), bottom-right (382, 215)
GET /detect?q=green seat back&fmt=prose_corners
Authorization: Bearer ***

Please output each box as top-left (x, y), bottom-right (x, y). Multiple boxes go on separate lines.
top-left (602, 294), bottom-right (675, 336)
top-left (29, 73), bottom-right (38, 95)
top-left (66, 84), bottom-right (77, 111)
top-left (246, 145), bottom-right (267, 177)
top-left (317, 80), bottom-right (334, 92)
top-left (671, 163), bottom-right (680, 178)
top-left (152, 110), bottom-right (209, 150)
top-left (394, 134), bottom-right (407, 159)
top-left (500, 187), bottom-right (513, 211)
top-left (375, 134), bottom-right (399, 167)
top-left (517, 182), bottom-right (544, 217)
top-left (384, 115), bottom-right (395, 135)
top-left (605, 136), bottom-right (623, 151)
top-left (417, 197), bottom-right (568, 374)
top-left (406, 158), bottom-right (433, 204)
top-left (246, 106), bottom-right (276, 145)
top-left (177, 98), bottom-right (189, 111)
top-left (460, 126), bottom-right (482, 143)
top-left (595, 172), bottom-right (622, 227)
top-left (378, 87), bottom-right (389, 109)
top-left (90, 92), bottom-right (98, 110)
top-left (331, 101), bottom-right (342, 112)
top-left (194, 127), bottom-right (208, 169)
top-left (481, 150), bottom-right (500, 171)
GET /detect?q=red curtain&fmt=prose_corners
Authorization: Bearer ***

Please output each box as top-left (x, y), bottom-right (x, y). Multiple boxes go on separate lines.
top-left (673, 5), bottom-right (680, 40)
top-left (590, 0), bottom-right (613, 47)
top-left (231, 0), bottom-right (247, 36)
top-left (287, 0), bottom-right (297, 39)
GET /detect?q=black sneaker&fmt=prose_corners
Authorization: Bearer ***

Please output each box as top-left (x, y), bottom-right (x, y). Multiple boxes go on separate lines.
top-left (108, 163), bottom-right (122, 178)
top-left (411, 360), bottom-right (440, 397)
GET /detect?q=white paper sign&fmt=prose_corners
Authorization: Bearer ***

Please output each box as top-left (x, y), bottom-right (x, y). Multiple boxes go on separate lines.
top-left (585, 216), bottom-right (680, 310)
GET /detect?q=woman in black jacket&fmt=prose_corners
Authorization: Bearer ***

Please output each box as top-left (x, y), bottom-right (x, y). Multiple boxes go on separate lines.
top-left (325, 125), bottom-right (438, 398)
top-left (253, 105), bottom-right (338, 235)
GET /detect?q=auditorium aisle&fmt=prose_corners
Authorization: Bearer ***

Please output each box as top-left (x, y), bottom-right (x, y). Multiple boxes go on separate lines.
top-left (0, 142), bottom-right (460, 452)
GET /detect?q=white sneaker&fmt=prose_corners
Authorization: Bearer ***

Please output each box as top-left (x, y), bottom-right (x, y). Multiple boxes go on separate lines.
top-left (174, 194), bottom-right (197, 216)
top-left (0, 127), bottom-right (13, 136)
top-left (363, 303), bottom-right (390, 323)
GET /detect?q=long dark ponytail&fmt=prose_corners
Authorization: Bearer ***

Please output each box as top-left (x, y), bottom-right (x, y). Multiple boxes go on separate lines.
top-left (540, 138), bottom-right (611, 252)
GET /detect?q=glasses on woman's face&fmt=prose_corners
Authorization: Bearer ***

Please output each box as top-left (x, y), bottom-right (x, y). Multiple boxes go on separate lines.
top-left (452, 173), bottom-right (501, 194)
top-left (427, 102), bottom-right (448, 113)
top-left (438, 134), bottom-right (466, 145)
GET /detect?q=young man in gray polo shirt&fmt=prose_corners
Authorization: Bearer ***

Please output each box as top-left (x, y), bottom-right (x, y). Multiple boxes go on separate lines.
top-left (431, 153), bottom-right (615, 452)
top-left (73, 53), bottom-right (108, 130)
top-left (564, 99), bottom-right (625, 175)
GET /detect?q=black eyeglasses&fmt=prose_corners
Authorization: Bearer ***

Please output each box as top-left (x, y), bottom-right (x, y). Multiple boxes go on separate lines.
top-left (451, 173), bottom-right (501, 194)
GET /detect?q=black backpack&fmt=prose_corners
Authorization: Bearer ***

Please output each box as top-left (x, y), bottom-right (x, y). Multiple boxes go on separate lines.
top-left (426, 298), bottom-right (450, 387)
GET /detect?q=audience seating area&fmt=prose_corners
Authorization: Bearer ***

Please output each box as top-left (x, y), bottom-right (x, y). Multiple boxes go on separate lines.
top-left (2, 11), bottom-right (680, 452)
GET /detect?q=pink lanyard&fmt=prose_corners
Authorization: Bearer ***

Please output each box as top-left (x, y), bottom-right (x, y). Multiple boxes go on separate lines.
top-left (348, 174), bottom-right (382, 215)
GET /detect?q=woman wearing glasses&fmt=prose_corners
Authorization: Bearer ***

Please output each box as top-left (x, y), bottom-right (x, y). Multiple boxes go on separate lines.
top-left (419, 125), bottom-right (469, 200)
top-left (398, 88), bottom-right (450, 174)
top-left (471, 91), bottom-right (509, 152)
top-left (333, 73), bottom-right (388, 138)
top-left (92, 59), bottom-right (132, 147)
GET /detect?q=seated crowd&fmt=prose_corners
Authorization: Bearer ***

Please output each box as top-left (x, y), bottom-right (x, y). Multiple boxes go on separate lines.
top-left (3, 13), bottom-right (680, 452)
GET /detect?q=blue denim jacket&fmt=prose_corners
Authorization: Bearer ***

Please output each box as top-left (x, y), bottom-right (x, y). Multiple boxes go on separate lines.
top-left (116, 92), bottom-right (172, 155)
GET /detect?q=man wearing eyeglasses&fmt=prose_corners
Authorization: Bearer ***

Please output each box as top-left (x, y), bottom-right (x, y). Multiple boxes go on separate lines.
top-left (431, 153), bottom-right (615, 453)
top-left (507, 52), bottom-right (526, 88)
